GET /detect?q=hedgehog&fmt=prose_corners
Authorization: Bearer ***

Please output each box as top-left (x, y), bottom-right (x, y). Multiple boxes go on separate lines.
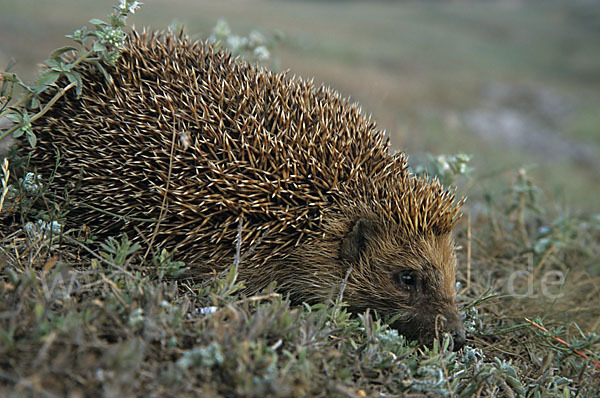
top-left (27, 30), bottom-right (466, 350)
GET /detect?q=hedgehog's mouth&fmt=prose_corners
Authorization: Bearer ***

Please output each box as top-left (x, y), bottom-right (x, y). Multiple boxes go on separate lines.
top-left (346, 304), bottom-right (466, 351)
top-left (390, 312), bottom-right (466, 351)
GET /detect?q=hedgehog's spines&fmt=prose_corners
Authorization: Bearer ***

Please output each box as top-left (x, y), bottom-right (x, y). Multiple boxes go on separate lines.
top-left (29, 28), bottom-right (463, 268)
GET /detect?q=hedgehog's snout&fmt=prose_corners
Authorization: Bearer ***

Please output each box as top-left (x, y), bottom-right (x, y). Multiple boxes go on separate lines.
top-left (443, 311), bottom-right (466, 351)
top-left (450, 327), bottom-right (466, 351)
top-left (389, 307), bottom-right (465, 351)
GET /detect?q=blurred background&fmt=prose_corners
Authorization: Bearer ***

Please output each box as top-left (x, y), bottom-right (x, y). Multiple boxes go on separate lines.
top-left (1, 0), bottom-right (599, 212)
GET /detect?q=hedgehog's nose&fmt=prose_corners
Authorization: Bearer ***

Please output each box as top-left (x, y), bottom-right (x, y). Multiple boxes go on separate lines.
top-left (451, 328), bottom-right (466, 351)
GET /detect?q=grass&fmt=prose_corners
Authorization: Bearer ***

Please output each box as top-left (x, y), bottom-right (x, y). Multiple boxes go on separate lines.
top-left (1, 162), bottom-right (599, 396)
top-left (1, 0), bottom-right (600, 396)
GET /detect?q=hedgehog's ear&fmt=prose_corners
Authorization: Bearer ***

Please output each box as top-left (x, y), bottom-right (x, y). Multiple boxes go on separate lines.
top-left (341, 218), bottom-right (376, 262)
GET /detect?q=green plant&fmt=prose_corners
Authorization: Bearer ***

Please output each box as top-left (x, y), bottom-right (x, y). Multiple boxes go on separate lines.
top-left (0, 0), bottom-right (142, 148)
top-left (100, 234), bottom-right (141, 268)
top-left (154, 248), bottom-right (188, 279)
top-left (413, 153), bottom-right (474, 187)
top-left (507, 167), bottom-right (543, 245)
top-left (209, 19), bottom-right (278, 66)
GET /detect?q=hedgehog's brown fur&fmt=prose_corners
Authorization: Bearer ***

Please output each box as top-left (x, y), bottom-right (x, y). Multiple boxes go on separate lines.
top-left (28, 30), bottom-right (465, 349)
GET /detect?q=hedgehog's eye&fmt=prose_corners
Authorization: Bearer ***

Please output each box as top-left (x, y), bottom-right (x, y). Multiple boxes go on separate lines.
top-left (394, 271), bottom-right (418, 289)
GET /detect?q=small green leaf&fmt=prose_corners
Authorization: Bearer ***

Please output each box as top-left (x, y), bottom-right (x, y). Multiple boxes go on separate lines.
top-left (14, 77), bottom-right (34, 93)
top-left (48, 46), bottom-right (78, 60)
top-left (26, 129), bottom-right (37, 148)
top-left (35, 70), bottom-right (61, 93)
top-left (89, 18), bottom-right (106, 26)
top-left (105, 51), bottom-right (120, 66)
top-left (29, 96), bottom-right (41, 110)
top-left (5, 58), bottom-right (16, 73)
top-left (12, 126), bottom-right (24, 138)
top-left (93, 41), bottom-right (107, 53)
top-left (45, 58), bottom-right (61, 70)
top-left (505, 373), bottom-right (525, 395)
top-left (110, 15), bottom-right (125, 28)
top-left (225, 263), bottom-right (237, 286)
top-left (34, 303), bottom-right (44, 321)
top-left (5, 113), bottom-right (21, 123)
top-left (66, 71), bottom-right (83, 98)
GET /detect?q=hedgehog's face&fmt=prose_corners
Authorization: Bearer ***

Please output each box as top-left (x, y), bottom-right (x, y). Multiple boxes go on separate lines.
top-left (341, 218), bottom-right (466, 351)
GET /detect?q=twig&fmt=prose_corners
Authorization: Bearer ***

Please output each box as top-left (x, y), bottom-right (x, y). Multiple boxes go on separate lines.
top-left (532, 245), bottom-right (556, 280)
top-left (101, 274), bottom-right (128, 307)
top-left (0, 81), bottom-right (77, 142)
top-left (33, 330), bottom-right (57, 368)
top-left (233, 292), bottom-right (280, 305)
top-left (332, 264), bottom-right (353, 321)
top-left (142, 119), bottom-right (177, 264)
top-left (524, 318), bottom-right (600, 369)
top-left (0, 158), bottom-right (9, 212)
top-left (228, 217), bottom-right (244, 292)
top-left (466, 211), bottom-right (471, 290)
